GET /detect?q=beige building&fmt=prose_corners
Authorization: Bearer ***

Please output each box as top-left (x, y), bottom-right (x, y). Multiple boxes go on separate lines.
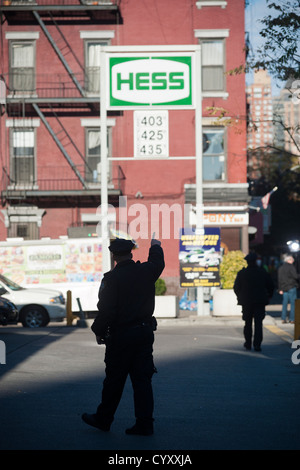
top-left (273, 85), bottom-right (300, 159)
top-left (246, 70), bottom-right (274, 179)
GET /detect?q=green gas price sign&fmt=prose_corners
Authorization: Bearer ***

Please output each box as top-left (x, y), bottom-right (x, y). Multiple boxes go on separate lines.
top-left (107, 53), bottom-right (195, 109)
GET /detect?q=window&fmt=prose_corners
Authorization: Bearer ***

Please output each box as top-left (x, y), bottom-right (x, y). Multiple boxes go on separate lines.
top-left (8, 221), bottom-right (39, 240)
top-left (81, 31), bottom-right (114, 94)
top-left (11, 129), bottom-right (35, 185)
top-left (86, 129), bottom-right (100, 181)
top-left (85, 127), bottom-right (111, 183)
top-left (16, 224), bottom-right (28, 238)
top-left (201, 40), bottom-right (225, 92)
top-left (85, 41), bottom-right (109, 94)
top-left (9, 41), bottom-right (35, 92)
top-left (203, 129), bottom-right (225, 181)
top-left (196, 1), bottom-right (227, 8)
top-left (194, 30), bottom-right (229, 95)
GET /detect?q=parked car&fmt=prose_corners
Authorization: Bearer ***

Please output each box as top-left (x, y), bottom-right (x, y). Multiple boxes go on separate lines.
top-left (0, 274), bottom-right (66, 328)
top-left (0, 296), bottom-right (19, 326)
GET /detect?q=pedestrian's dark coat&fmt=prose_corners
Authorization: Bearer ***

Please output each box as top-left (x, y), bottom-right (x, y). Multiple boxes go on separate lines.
top-left (278, 262), bottom-right (300, 292)
top-left (234, 265), bottom-right (274, 306)
top-left (91, 244), bottom-right (165, 339)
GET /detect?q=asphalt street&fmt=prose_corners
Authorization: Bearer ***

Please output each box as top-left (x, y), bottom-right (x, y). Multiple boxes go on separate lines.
top-left (0, 310), bottom-right (299, 456)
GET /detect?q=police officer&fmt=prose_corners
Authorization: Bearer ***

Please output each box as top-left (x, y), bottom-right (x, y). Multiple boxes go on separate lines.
top-left (82, 236), bottom-right (165, 435)
top-left (234, 252), bottom-right (274, 352)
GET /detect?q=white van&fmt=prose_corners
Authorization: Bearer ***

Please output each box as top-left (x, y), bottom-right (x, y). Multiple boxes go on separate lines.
top-left (0, 274), bottom-right (66, 327)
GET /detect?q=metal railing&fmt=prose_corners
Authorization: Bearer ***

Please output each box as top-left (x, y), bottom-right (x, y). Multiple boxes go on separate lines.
top-left (1, 163), bottom-right (125, 194)
top-left (2, 72), bottom-right (100, 100)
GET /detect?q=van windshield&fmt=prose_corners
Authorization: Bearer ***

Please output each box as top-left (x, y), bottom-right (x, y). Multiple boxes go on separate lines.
top-left (0, 274), bottom-right (24, 291)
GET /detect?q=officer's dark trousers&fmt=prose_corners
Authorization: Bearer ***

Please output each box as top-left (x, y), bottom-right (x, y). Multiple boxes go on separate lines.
top-left (242, 304), bottom-right (265, 349)
top-left (96, 325), bottom-right (155, 427)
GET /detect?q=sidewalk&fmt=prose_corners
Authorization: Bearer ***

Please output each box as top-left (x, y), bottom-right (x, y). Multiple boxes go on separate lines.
top-left (172, 304), bottom-right (284, 324)
top-left (157, 303), bottom-right (296, 345)
top-left (78, 303), bottom-right (296, 342)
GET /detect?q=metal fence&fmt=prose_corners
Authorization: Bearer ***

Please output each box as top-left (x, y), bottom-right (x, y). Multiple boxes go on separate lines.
top-left (1, 163), bottom-right (125, 193)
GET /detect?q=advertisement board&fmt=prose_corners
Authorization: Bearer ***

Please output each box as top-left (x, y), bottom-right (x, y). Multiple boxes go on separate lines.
top-left (179, 228), bottom-right (221, 288)
top-left (0, 238), bottom-right (102, 286)
top-left (107, 53), bottom-right (195, 109)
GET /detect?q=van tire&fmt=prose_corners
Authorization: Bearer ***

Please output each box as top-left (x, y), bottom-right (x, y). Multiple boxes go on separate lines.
top-left (20, 306), bottom-right (49, 328)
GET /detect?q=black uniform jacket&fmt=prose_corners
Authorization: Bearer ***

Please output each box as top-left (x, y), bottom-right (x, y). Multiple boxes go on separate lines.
top-left (277, 262), bottom-right (300, 292)
top-left (91, 244), bottom-right (165, 339)
top-left (233, 265), bottom-right (274, 306)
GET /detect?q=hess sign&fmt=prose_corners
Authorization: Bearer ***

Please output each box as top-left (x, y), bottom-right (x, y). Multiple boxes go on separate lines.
top-left (107, 53), bottom-right (194, 109)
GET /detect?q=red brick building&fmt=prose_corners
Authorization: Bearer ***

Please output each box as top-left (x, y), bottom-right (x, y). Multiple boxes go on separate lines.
top-left (0, 0), bottom-right (248, 294)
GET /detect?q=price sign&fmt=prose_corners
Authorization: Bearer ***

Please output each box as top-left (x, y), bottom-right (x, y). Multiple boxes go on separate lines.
top-left (134, 110), bottom-right (169, 158)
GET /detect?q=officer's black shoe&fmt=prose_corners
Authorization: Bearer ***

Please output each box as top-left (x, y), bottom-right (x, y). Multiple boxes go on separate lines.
top-left (254, 346), bottom-right (262, 352)
top-left (81, 413), bottom-right (110, 432)
top-left (125, 421), bottom-right (153, 436)
top-left (243, 342), bottom-right (251, 350)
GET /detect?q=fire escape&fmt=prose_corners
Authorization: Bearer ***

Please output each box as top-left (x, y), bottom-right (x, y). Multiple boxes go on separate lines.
top-left (0, 0), bottom-right (124, 208)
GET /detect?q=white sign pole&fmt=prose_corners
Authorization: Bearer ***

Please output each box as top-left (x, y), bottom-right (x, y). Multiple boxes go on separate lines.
top-left (100, 48), bottom-right (110, 274)
top-left (195, 45), bottom-right (205, 316)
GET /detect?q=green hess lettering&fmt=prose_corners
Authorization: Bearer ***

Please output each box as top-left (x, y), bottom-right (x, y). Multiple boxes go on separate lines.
top-left (117, 72), bottom-right (184, 91)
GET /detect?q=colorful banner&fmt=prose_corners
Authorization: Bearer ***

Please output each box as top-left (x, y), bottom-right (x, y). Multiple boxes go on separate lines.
top-left (0, 239), bottom-right (102, 285)
top-left (179, 228), bottom-right (221, 288)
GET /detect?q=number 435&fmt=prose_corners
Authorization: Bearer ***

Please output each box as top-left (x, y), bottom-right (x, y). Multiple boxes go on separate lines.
top-left (140, 145), bottom-right (162, 155)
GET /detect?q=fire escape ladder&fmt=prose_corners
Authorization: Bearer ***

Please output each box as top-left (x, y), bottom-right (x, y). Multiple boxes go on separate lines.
top-left (32, 103), bottom-right (87, 188)
top-left (47, 103), bottom-right (94, 175)
top-left (32, 10), bottom-right (85, 97)
top-left (47, 11), bottom-right (86, 77)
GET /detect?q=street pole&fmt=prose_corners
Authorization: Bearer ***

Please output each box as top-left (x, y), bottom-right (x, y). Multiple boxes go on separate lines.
top-left (100, 47), bottom-right (110, 274)
top-left (195, 45), bottom-right (206, 316)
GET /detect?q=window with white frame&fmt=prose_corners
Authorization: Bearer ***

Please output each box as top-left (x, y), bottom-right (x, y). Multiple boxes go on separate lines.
top-left (84, 41), bottom-right (110, 93)
top-left (203, 128), bottom-right (225, 181)
top-left (9, 41), bottom-right (35, 92)
top-left (195, 30), bottom-right (229, 95)
top-left (8, 222), bottom-right (39, 240)
top-left (11, 129), bottom-right (35, 185)
top-left (201, 39), bottom-right (225, 92)
top-left (85, 127), bottom-right (112, 183)
top-left (81, 31), bottom-right (114, 94)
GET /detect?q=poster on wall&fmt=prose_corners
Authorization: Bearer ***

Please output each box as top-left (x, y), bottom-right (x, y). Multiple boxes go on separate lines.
top-left (179, 227), bottom-right (221, 288)
top-left (0, 239), bottom-right (102, 285)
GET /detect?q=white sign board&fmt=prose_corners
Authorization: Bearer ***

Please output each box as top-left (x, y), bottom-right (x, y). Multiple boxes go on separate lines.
top-left (106, 52), bottom-right (195, 109)
top-left (134, 110), bottom-right (169, 158)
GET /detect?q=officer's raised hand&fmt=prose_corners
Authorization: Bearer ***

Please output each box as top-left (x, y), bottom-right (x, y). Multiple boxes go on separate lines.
top-left (151, 232), bottom-right (161, 247)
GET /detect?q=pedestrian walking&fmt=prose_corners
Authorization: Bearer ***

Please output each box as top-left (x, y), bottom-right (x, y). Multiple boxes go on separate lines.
top-left (82, 236), bottom-right (165, 435)
top-left (233, 252), bottom-right (274, 352)
top-left (277, 254), bottom-right (300, 324)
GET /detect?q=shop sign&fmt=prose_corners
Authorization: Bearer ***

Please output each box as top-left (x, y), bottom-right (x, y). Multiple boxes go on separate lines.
top-left (107, 53), bottom-right (194, 109)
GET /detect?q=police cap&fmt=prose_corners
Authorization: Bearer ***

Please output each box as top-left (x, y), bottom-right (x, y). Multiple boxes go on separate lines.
top-left (244, 252), bottom-right (257, 262)
top-left (109, 238), bottom-right (135, 255)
